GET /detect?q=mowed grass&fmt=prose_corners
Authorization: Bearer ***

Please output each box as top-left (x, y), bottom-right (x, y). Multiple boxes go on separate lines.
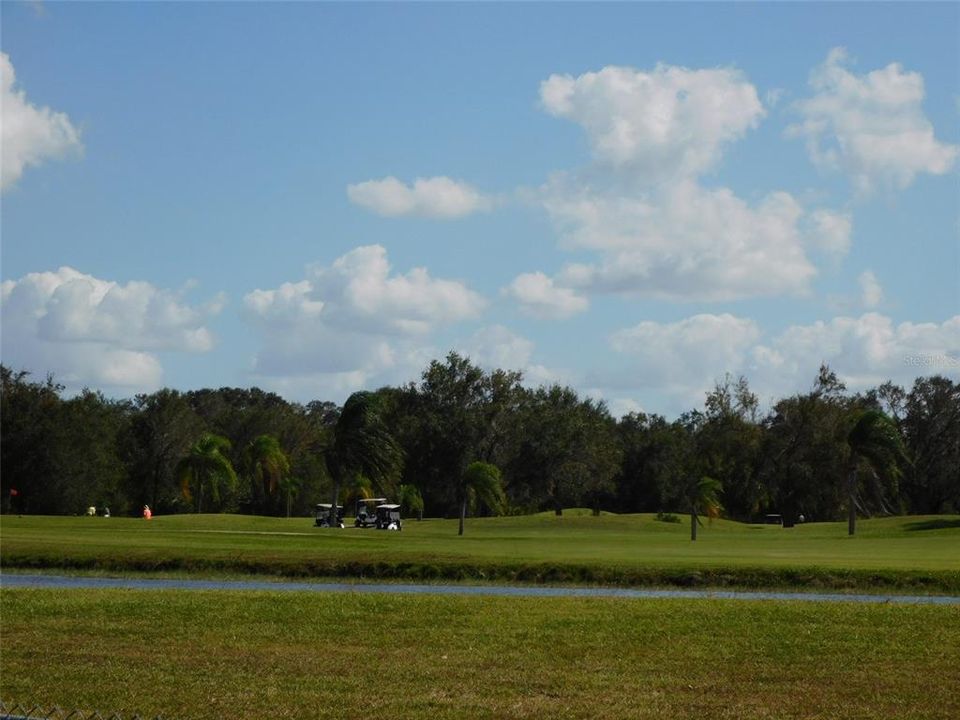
top-left (1, 587), bottom-right (958, 719)
top-left (2, 512), bottom-right (959, 590)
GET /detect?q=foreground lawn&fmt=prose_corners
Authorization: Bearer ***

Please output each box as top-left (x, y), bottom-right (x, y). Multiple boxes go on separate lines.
top-left (2, 512), bottom-right (958, 591)
top-left (1, 588), bottom-right (958, 719)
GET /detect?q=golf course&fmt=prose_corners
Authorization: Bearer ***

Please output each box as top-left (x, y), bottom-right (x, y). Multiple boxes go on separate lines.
top-left (3, 511), bottom-right (958, 590)
top-left (2, 512), bottom-right (959, 718)
top-left (5, 0), bottom-right (960, 716)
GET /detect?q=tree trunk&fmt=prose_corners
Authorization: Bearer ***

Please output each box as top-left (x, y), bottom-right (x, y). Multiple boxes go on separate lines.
top-left (286, 490), bottom-right (292, 518)
top-left (690, 510), bottom-right (698, 541)
top-left (459, 497), bottom-right (466, 536)
top-left (417, 508), bottom-right (423, 521)
top-left (330, 479), bottom-right (341, 526)
top-left (848, 465), bottom-right (857, 536)
top-left (197, 481), bottom-right (204, 514)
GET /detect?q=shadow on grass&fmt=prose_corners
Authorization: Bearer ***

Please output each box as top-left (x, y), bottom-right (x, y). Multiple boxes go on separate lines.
top-left (904, 519), bottom-right (960, 532)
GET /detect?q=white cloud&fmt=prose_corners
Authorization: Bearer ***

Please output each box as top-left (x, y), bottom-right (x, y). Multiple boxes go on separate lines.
top-left (453, 324), bottom-right (563, 387)
top-left (504, 271), bottom-right (588, 319)
top-left (0, 267), bottom-right (221, 392)
top-left (461, 325), bottom-right (534, 372)
top-left (806, 209), bottom-right (853, 259)
top-left (312, 244), bottom-right (486, 333)
top-left (540, 64), bottom-right (764, 180)
top-left (606, 397), bottom-right (645, 419)
top-left (858, 270), bottom-right (883, 308)
top-left (1, 52), bottom-right (82, 191)
top-left (604, 312), bottom-right (960, 416)
top-left (611, 314), bottom-right (762, 395)
top-left (534, 63), bottom-right (849, 302)
top-left (243, 370), bottom-right (379, 405)
top-left (347, 176), bottom-right (492, 218)
top-left (752, 313), bottom-right (960, 392)
top-left (765, 88), bottom-right (786, 108)
top-left (788, 47), bottom-right (958, 193)
top-left (544, 179), bottom-right (821, 301)
top-left (242, 245), bottom-right (485, 397)
top-left (458, 324), bottom-right (568, 391)
top-left (244, 281), bottom-right (322, 324)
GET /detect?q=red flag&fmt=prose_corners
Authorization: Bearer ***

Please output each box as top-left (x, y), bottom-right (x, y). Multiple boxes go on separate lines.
top-left (9, 488), bottom-right (19, 496)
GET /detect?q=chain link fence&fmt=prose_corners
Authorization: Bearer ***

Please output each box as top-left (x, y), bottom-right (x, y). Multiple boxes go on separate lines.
top-left (0, 702), bottom-right (177, 720)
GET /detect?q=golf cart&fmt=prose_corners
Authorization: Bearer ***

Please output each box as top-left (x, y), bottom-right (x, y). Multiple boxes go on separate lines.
top-left (375, 504), bottom-right (402, 531)
top-left (314, 503), bottom-right (344, 528)
top-left (354, 498), bottom-right (387, 528)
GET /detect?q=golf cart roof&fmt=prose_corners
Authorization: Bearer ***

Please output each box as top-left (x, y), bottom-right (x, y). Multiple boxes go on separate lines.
top-left (376, 504), bottom-right (401, 510)
top-left (315, 503), bottom-right (342, 509)
top-left (359, 497), bottom-right (387, 504)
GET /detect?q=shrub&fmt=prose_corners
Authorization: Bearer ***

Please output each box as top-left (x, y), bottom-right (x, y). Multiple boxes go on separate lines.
top-left (656, 511), bottom-right (682, 524)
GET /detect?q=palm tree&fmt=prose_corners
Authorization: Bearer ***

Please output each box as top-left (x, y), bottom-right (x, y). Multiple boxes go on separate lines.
top-left (399, 483), bottom-right (424, 521)
top-left (458, 461), bottom-right (505, 536)
top-left (277, 475), bottom-right (302, 518)
top-left (176, 434), bottom-right (238, 513)
top-left (324, 391), bottom-right (402, 526)
top-left (845, 409), bottom-right (908, 536)
top-left (688, 475), bottom-right (722, 541)
top-left (247, 434), bottom-right (290, 506)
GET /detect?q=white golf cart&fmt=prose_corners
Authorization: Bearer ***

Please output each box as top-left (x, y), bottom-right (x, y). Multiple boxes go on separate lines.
top-left (354, 497), bottom-right (387, 528)
top-left (314, 503), bottom-right (345, 528)
top-left (375, 504), bottom-right (402, 531)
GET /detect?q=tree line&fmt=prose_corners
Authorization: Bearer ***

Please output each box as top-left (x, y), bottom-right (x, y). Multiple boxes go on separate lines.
top-left (2, 356), bottom-right (958, 529)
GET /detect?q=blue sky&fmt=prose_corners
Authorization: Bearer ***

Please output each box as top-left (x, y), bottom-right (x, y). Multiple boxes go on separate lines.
top-left (2, 1), bottom-right (958, 417)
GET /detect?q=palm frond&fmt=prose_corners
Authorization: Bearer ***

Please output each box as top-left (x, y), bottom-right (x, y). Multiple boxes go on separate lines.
top-left (399, 484), bottom-right (424, 514)
top-left (177, 433), bottom-right (238, 509)
top-left (848, 410), bottom-right (910, 480)
top-left (694, 475), bottom-right (723, 521)
top-left (463, 461), bottom-right (505, 514)
top-left (330, 391), bottom-right (403, 490)
top-left (247, 434), bottom-right (290, 495)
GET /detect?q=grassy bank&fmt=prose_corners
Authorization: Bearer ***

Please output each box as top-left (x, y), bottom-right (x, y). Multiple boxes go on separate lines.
top-left (2, 587), bottom-right (958, 719)
top-left (2, 512), bottom-right (958, 592)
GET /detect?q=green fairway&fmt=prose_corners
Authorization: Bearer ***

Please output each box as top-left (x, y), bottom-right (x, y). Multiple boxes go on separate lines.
top-left (1, 587), bottom-right (958, 719)
top-left (2, 512), bottom-right (958, 591)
